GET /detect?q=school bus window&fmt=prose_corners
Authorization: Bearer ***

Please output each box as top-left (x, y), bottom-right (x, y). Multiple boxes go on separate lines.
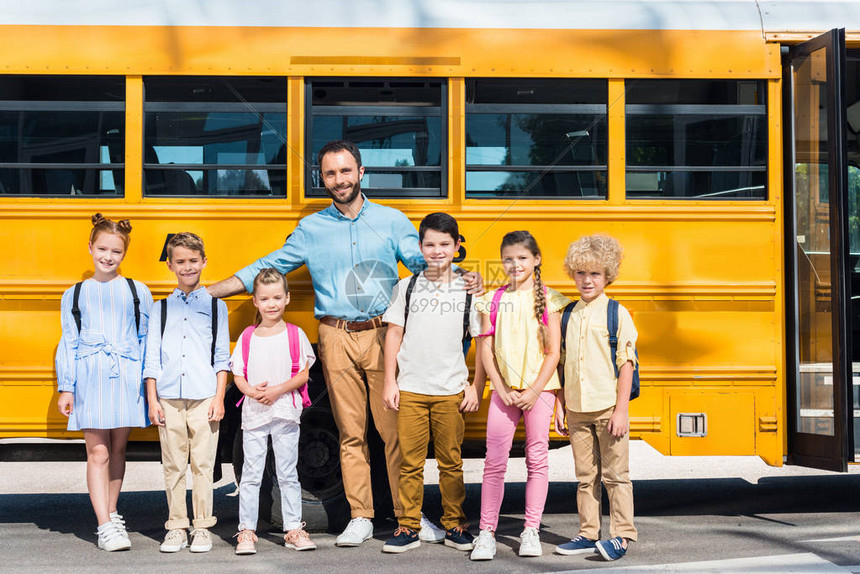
top-left (143, 76), bottom-right (287, 197)
top-left (464, 78), bottom-right (607, 199)
top-left (306, 78), bottom-right (445, 198)
top-left (626, 79), bottom-right (767, 200)
top-left (0, 75), bottom-right (124, 197)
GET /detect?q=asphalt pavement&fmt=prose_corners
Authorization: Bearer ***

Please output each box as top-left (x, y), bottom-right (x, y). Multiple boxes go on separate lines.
top-left (3, 442), bottom-right (860, 573)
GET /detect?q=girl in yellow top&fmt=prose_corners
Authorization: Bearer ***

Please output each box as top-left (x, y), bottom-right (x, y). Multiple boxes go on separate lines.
top-left (470, 231), bottom-right (568, 561)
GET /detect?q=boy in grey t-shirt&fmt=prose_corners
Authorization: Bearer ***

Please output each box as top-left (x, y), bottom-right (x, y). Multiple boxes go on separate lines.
top-left (381, 212), bottom-right (485, 554)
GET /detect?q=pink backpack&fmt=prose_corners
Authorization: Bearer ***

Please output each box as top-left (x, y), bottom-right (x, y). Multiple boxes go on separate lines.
top-left (237, 323), bottom-right (311, 409)
top-left (479, 285), bottom-right (548, 338)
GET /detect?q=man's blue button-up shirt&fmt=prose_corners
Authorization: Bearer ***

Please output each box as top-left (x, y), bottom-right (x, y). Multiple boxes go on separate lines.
top-left (143, 287), bottom-right (230, 400)
top-left (235, 196), bottom-right (426, 321)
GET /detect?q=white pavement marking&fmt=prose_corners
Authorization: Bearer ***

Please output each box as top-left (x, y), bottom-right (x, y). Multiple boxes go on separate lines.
top-left (803, 535), bottom-right (860, 543)
top-left (553, 553), bottom-right (851, 573)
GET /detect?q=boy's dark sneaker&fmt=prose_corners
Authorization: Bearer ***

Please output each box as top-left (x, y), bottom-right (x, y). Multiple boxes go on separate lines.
top-left (444, 525), bottom-right (475, 551)
top-left (555, 535), bottom-right (598, 555)
top-left (382, 527), bottom-right (420, 553)
top-left (596, 537), bottom-right (627, 561)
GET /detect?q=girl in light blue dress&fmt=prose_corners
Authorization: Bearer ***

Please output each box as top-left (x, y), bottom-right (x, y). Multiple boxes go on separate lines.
top-left (56, 213), bottom-right (153, 552)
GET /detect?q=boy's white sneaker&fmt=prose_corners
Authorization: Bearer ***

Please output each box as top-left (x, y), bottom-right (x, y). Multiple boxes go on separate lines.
top-left (160, 528), bottom-right (188, 553)
top-left (519, 526), bottom-right (542, 557)
top-left (335, 517), bottom-right (374, 547)
top-left (470, 529), bottom-right (496, 561)
top-left (189, 528), bottom-right (212, 553)
top-left (109, 512), bottom-right (129, 539)
top-left (418, 513), bottom-right (445, 543)
top-left (97, 523), bottom-right (131, 552)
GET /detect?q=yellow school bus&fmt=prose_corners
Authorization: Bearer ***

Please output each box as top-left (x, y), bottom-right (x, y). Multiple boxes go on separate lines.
top-left (1, 0), bottom-right (860, 528)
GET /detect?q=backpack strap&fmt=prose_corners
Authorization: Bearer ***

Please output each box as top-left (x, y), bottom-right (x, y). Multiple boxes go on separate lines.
top-left (286, 322), bottom-right (312, 409)
top-left (463, 291), bottom-right (472, 343)
top-left (557, 300), bottom-right (577, 388)
top-left (560, 301), bottom-right (576, 356)
top-left (210, 297), bottom-right (218, 367)
top-left (402, 273), bottom-right (420, 330)
top-left (71, 282), bottom-right (83, 334)
top-left (478, 285), bottom-right (508, 338)
top-left (607, 299), bottom-right (620, 379)
top-left (160, 298), bottom-right (167, 338)
top-left (240, 325), bottom-right (256, 380)
top-left (126, 278), bottom-right (141, 335)
top-left (235, 325), bottom-right (257, 408)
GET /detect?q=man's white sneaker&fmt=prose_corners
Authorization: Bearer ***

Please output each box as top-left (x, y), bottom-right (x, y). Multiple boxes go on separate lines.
top-left (97, 523), bottom-right (131, 552)
top-left (189, 528), bottom-right (212, 553)
top-left (418, 513), bottom-right (445, 543)
top-left (519, 526), bottom-right (542, 557)
top-left (159, 529), bottom-right (188, 553)
top-left (109, 512), bottom-right (129, 539)
top-left (470, 529), bottom-right (496, 561)
top-left (335, 517), bottom-right (374, 547)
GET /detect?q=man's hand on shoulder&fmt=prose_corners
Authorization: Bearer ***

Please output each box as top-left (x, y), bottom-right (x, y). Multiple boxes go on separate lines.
top-left (461, 270), bottom-right (484, 295)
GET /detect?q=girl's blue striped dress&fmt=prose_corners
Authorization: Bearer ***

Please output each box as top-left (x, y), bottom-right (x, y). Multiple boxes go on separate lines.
top-left (56, 277), bottom-right (153, 431)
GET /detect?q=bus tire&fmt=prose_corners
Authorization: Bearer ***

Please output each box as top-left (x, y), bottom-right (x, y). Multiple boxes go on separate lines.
top-left (230, 405), bottom-right (349, 533)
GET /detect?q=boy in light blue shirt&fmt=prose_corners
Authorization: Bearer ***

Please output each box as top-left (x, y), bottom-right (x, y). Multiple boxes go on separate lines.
top-left (144, 232), bottom-right (230, 553)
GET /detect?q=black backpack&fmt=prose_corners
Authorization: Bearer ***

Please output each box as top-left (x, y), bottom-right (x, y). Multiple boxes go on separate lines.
top-left (560, 298), bottom-right (640, 399)
top-left (158, 296), bottom-right (220, 366)
top-left (403, 273), bottom-right (472, 355)
top-left (71, 278), bottom-right (141, 335)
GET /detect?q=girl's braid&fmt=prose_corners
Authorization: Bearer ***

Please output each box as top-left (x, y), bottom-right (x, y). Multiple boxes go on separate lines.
top-left (533, 263), bottom-right (549, 351)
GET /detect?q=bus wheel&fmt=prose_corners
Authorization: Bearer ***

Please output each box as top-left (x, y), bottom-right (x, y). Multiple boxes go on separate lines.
top-left (230, 407), bottom-right (349, 533)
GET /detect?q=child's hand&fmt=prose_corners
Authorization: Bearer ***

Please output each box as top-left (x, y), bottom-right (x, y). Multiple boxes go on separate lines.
top-left (383, 380), bottom-right (400, 411)
top-left (499, 388), bottom-right (518, 407)
top-left (607, 408), bottom-right (629, 438)
top-left (208, 397), bottom-right (225, 422)
top-left (460, 384), bottom-right (481, 413)
top-left (253, 381), bottom-right (269, 403)
top-left (513, 388), bottom-right (541, 411)
top-left (148, 400), bottom-right (165, 427)
top-left (258, 382), bottom-right (283, 406)
top-left (57, 392), bottom-right (74, 418)
top-left (554, 398), bottom-right (569, 436)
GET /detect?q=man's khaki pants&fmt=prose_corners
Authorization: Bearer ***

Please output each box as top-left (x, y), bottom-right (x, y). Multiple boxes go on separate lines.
top-left (397, 391), bottom-right (466, 531)
top-left (567, 406), bottom-right (637, 541)
top-left (158, 397), bottom-right (219, 530)
top-left (317, 322), bottom-right (402, 519)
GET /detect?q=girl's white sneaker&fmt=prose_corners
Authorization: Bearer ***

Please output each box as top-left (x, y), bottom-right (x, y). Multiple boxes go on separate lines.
top-left (519, 526), bottom-right (542, 557)
top-left (109, 512), bottom-right (129, 539)
top-left (470, 529), bottom-right (496, 561)
top-left (97, 523), bottom-right (131, 551)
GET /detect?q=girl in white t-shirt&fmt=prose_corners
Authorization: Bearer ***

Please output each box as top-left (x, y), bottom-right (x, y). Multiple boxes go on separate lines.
top-left (230, 268), bottom-right (316, 555)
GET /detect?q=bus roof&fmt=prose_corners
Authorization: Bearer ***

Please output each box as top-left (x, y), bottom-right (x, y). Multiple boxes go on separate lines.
top-left (2, 0), bottom-right (859, 32)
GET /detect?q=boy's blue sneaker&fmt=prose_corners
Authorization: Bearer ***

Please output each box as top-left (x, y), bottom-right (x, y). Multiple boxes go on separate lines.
top-left (596, 537), bottom-right (627, 561)
top-left (555, 535), bottom-right (598, 555)
top-left (382, 527), bottom-right (420, 553)
top-left (444, 525), bottom-right (475, 551)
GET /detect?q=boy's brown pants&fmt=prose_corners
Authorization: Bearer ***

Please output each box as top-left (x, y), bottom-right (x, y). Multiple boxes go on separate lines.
top-left (567, 406), bottom-right (637, 541)
top-left (397, 391), bottom-right (466, 531)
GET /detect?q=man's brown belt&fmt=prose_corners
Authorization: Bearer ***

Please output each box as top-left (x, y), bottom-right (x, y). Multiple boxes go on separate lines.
top-left (319, 315), bottom-right (386, 332)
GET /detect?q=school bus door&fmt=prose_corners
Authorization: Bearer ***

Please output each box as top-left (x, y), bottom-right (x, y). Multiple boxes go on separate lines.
top-left (786, 29), bottom-right (854, 471)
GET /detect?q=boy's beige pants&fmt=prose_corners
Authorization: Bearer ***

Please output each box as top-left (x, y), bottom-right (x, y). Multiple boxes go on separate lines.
top-left (158, 397), bottom-right (219, 530)
top-left (567, 406), bottom-right (638, 541)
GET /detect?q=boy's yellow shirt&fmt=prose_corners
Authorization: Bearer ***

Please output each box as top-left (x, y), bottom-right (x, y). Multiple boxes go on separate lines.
top-left (563, 292), bottom-right (638, 413)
